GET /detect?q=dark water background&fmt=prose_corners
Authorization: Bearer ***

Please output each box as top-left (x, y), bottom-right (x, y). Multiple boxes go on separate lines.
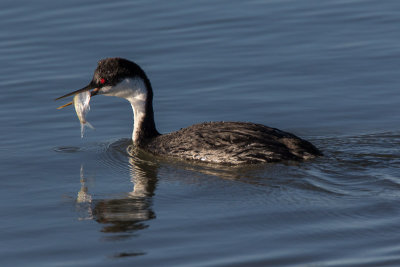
top-left (1, 0), bottom-right (400, 266)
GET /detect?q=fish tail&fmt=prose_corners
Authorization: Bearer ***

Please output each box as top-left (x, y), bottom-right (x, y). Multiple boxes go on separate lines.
top-left (85, 121), bottom-right (95, 130)
top-left (80, 121), bottom-right (95, 138)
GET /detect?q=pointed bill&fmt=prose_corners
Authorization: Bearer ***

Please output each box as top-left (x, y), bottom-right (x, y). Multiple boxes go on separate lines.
top-left (55, 82), bottom-right (100, 109)
top-left (55, 83), bottom-right (96, 101)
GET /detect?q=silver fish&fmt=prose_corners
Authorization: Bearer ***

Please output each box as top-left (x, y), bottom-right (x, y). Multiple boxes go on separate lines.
top-left (73, 91), bottom-right (94, 138)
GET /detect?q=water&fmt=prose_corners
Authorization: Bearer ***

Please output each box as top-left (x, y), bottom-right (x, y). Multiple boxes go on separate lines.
top-left (1, 0), bottom-right (400, 265)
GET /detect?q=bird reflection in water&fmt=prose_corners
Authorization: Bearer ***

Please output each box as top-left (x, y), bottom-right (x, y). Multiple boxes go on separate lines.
top-left (76, 144), bottom-right (157, 236)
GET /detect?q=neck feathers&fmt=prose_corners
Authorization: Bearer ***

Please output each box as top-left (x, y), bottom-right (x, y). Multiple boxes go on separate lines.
top-left (117, 77), bottom-right (159, 145)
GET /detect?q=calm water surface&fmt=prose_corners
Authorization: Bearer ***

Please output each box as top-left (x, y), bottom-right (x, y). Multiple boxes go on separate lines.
top-left (1, 0), bottom-right (400, 266)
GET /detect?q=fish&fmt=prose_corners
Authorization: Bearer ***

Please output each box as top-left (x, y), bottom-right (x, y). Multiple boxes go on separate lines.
top-left (73, 90), bottom-right (94, 138)
top-left (57, 90), bottom-right (94, 138)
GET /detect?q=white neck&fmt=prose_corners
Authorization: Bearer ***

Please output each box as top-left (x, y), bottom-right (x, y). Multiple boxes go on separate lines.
top-left (106, 78), bottom-right (148, 143)
top-left (130, 100), bottom-right (146, 143)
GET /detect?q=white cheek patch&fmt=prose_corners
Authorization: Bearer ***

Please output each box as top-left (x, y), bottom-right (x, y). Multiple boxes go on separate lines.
top-left (99, 85), bottom-right (112, 95)
top-left (108, 78), bottom-right (147, 99)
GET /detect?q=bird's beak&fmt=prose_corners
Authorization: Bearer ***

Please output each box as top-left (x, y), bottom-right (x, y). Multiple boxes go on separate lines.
top-left (55, 82), bottom-right (100, 109)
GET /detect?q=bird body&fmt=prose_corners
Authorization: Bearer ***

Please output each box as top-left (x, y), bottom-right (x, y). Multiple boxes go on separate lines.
top-left (144, 121), bottom-right (320, 164)
top-left (56, 58), bottom-right (322, 165)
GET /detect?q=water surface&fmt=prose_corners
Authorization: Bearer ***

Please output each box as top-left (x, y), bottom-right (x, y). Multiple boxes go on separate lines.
top-left (1, 0), bottom-right (400, 266)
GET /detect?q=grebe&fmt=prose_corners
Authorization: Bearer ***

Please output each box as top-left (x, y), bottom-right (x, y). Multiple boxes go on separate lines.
top-left (56, 58), bottom-right (322, 164)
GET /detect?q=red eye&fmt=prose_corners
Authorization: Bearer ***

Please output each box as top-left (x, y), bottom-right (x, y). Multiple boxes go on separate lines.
top-left (100, 78), bottom-right (105, 84)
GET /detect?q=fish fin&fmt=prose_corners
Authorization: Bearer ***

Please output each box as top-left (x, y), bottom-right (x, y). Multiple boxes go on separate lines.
top-left (57, 102), bottom-right (73, 109)
top-left (80, 121), bottom-right (95, 138)
top-left (85, 121), bottom-right (95, 130)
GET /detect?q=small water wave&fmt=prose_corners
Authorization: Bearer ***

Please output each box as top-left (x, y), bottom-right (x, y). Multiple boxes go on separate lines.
top-left (305, 131), bottom-right (400, 198)
top-left (53, 146), bottom-right (82, 153)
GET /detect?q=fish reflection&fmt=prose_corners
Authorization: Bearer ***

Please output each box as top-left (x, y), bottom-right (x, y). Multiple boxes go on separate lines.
top-left (75, 165), bottom-right (93, 221)
top-left (76, 144), bottom-right (157, 236)
top-left (77, 165), bottom-right (92, 204)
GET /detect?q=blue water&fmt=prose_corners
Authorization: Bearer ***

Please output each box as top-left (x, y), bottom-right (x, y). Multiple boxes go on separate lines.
top-left (1, 0), bottom-right (400, 266)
